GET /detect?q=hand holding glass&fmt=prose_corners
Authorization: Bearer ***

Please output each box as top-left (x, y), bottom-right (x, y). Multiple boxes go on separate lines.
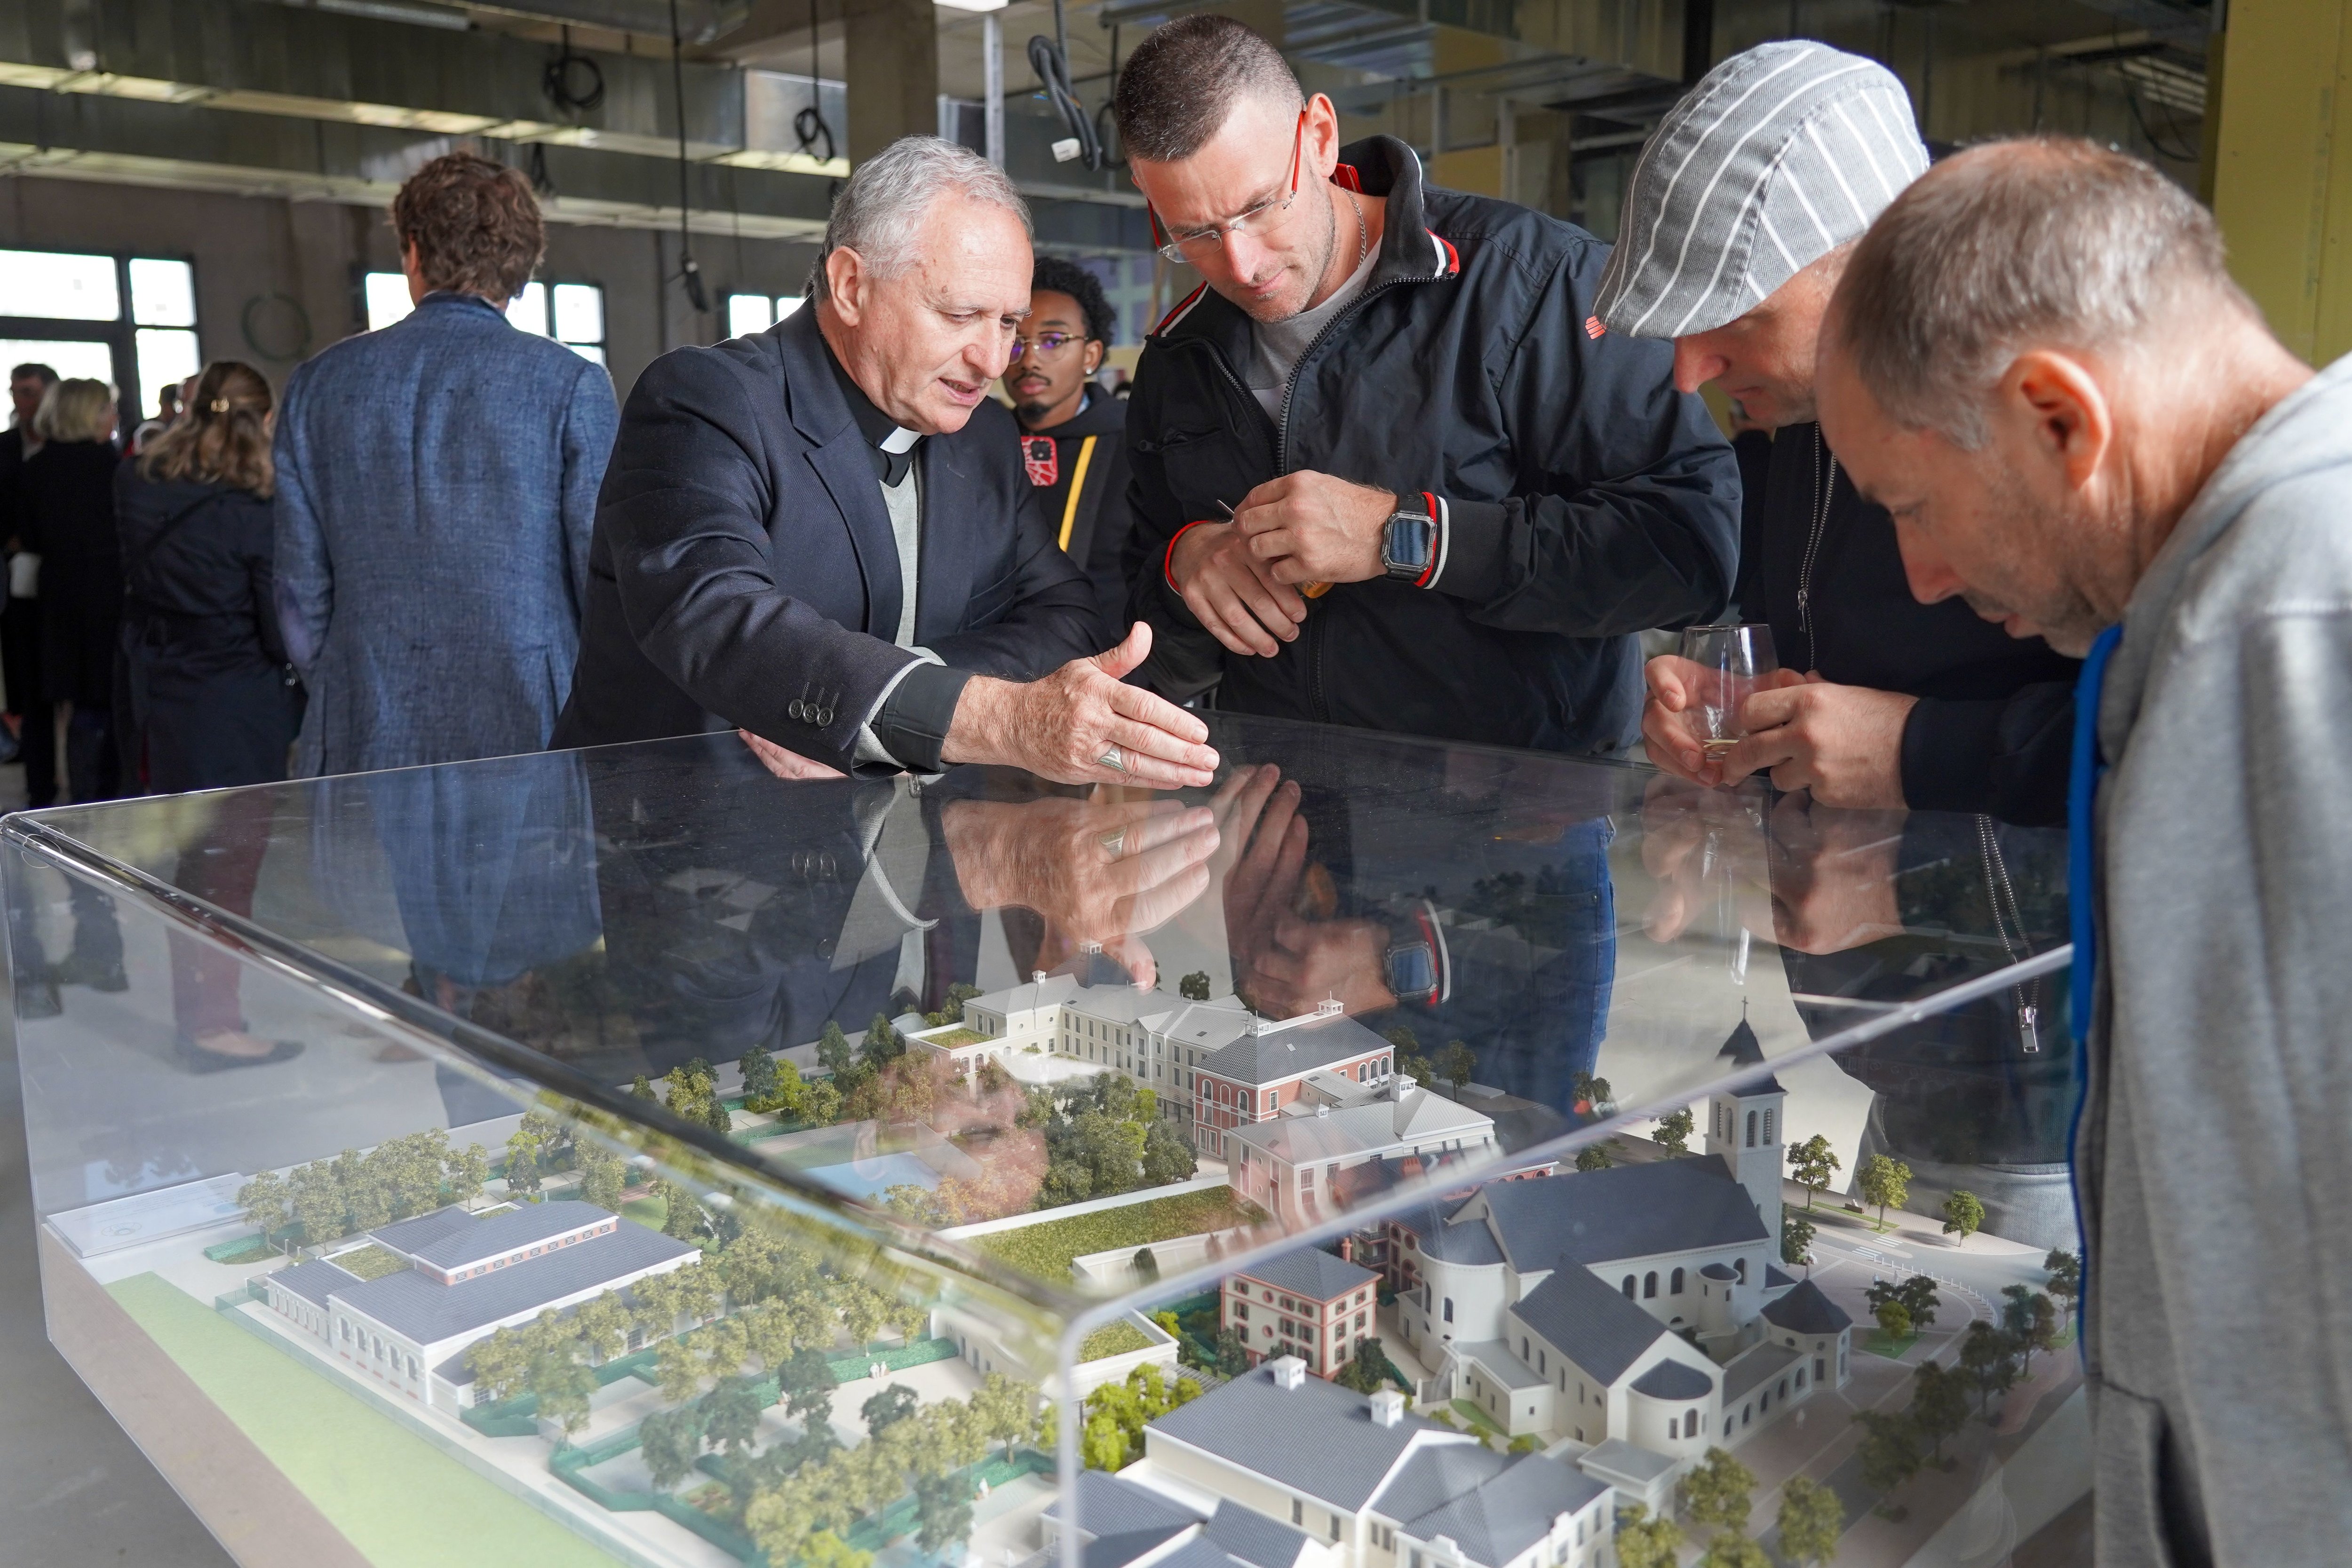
top-left (1677, 624), bottom-right (1779, 759)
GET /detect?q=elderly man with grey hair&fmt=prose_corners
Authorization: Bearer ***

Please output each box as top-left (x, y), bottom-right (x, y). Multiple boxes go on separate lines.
top-left (1819, 136), bottom-right (2347, 1565)
top-left (1602, 42), bottom-right (2078, 823)
top-left (556, 136), bottom-right (1217, 792)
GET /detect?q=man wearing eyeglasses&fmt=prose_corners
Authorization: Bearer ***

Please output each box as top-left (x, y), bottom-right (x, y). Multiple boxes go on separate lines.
top-left (1002, 256), bottom-right (1136, 646)
top-left (1113, 16), bottom-right (1738, 754)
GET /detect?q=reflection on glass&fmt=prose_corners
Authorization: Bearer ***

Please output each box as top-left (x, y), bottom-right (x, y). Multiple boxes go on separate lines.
top-left (134, 328), bottom-right (200, 406)
top-left (128, 257), bottom-right (198, 327)
top-left (0, 248), bottom-right (119, 321)
top-left (6, 717), bottom-right (2081, 1568)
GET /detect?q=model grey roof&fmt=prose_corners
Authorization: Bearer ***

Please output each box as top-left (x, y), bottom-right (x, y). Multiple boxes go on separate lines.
top-left (1392, 1200), bottom-right (1505, 1267)
top-left (1760, 1278), bottom-right (1853, 1335)
top-left (1508, 1265), bottom-right (1668, 1385)
top-left (1765, 1262), bottom-right (1796, 1290)
top-left (1206, 1502), bottom-right (1312, 1568)
top-left (1233, 1089), bottom-right (1494, 1166)
top-left (1234, 1247), bottom-right (1378, 1302)
top-left (1577, 1439), bottom-right (1676, 1488)
top-left (1371, 1442), bottom-right (1506, 1529)
top-left (384, 1200), bottom-right (613, 1267)
top-left (1198, 1012), bottom-right (1391, 1088)
top-left (1456, 1341), bottom-right (1543, 1391)
top-left (1629, 1361), bottom-right (1712, 1400)
top-left (1699, 1262), bottom-right (1736, 1281)
top-left (1724, 1341), bottom-right (1802, 1402)
top-left (272, 1258), bottom-right (360, 1308)
top-left (1399, 1454), bottom-right (1607, 1568)
top-left (1477, 1159), bottom-right (1769, 1270)
top-left (1148, 1363), bottom-right (1462, 1510)
top-left (333, 1221), bottom-right (695, 1345)
top-left (366, 1205), bottom-right (480, 1257)
top-left (1048, 1471), bottom-right (1205, 1534)
top-left (1716, 1017), bottom-right (1785, 1095)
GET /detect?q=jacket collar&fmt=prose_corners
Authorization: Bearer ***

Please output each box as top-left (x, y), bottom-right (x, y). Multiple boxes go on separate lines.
top-left (1150, 134), bottom-right (1458, 346)
top-left (417, 290), bottom-right (506, 318)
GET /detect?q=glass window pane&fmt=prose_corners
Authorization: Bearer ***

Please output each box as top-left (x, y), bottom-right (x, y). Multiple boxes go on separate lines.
top-left (0, 339), bottom-right (114, 390)
top-left (777, 294), bottom-right (804, 319)
top-left (727, 293), bottom-right (773, 338)
top-left (0, 250), bottom-right (118, 322)
top-left (551, 283), bottom-right (603, 345)
top-left (568, 342), bottom-right (607, 367)
top-left (506, 281), bottom-right (549, 337)
top-left (364, 273), bottom-right (414, 333)
top-left (135, 329), bottom-right (201, 411)
top-left (128, 259), bottom-right (197, 327)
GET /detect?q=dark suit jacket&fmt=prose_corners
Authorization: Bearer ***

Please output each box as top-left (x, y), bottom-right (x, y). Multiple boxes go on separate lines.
top-left (552, 306), bottom-right (1099, 772)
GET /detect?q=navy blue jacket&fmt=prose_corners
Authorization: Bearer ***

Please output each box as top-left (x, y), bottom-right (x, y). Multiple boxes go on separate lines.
top-left (274, 291), bottom-right (618, 776)
top-left (552, 305), bottom-right (1098, 772)
top-left (1123, 137), bottom-right (1740, 756)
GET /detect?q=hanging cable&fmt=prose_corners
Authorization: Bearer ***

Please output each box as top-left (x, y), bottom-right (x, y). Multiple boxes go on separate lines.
top-left (669, 0), bottom-right (708, 314)
top-left (543, 25), bottom-right (606, 114)
top-left (793, 0), bottom-right (837, 164)
top-left (1028, 0), bottom-right (1102, 170)
top-left (1091, 23), bottom-right (1123, 167)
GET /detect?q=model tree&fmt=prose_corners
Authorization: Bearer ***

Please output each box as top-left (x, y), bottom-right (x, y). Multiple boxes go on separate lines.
top-left (1570, 1071), bottom-right (1613, 1113)
top-left (1909, 1362), bottom-right (1971, 1462)
top-left (1335, 1336), bottom-right (1397, 1394)
top-left (914, 1472), bottom-right (975, 1554)
top-left (2002, 1285), bottom-right (2059, 1376)
top-left (1653, 1105), bottom-right (1694, 1156)
top-left (1383, 1025), bottom-right (1434, 1084)
top-left (1437, 1040), bottom-right (1478, 1092)
top-left (1574, 1142), bottom-right (1615, 1173)
top-left (1178, 971), bottom-right (1212, 1001)
top-left (2043, 1249), bottom-right (2082, 1318)
top-left (1867, 1275), bottom-right (1940, 1334)
top-left (925, 982), bottom-right (982, 1026)
top-left (1854, 1410), bottom-right (1922, 1509)
top-left (1697, 1538), bottom-right (1770, 1568)
top-left (236, 1170), bottom-right (292, 1249)
top-left (861, 1013), bottom-right (901, 1068)
top-left (1873, 1299), bottom-right (1913, 1346)
top-left (800, 1533), bottom-right (872, 1568)
top-left (699, 1378), bottom-right (765, 1455)
top-left (577, 1143), bottom-right (627, 1211)
top-left (447, 1143), bottom-right (490, 1210)
top-left (1959, 1321), bottom-right (2018, 1416)
top-left (1611, 1504), bottom-right (1684, 1568)
top-left (966, 1372), bottom-right (1039, 1462)
top-left (1785, 1135), bottom-right (1840, 1211)
top-left (780, 1346), bottom-right (839, 1425)
top-left (639, 1404), bottom-right (707, 1488)
top-left (1781, 1212), bottom-right (1816, 1271)
top-left (655, 1179), bottom-right (709, 1242)
top-left (1855, 1154), bottom-right (1911, 1230)
top-left (816, 1020), bottom-right (855, 1076)
top-left (630, 1073), bottom-right (658, 1103)
top-left (739, 1042), bottom-right (780, 1107)
top-left (1941, 1189), bottom-right (1986, 1242)
top-left (1775, 1476), bottom-right (1844, 1567)
top-left (1212, 1327), bottom-right (1252, 1377)
top-left (1678, 1446), bottom-right (1756, 1539)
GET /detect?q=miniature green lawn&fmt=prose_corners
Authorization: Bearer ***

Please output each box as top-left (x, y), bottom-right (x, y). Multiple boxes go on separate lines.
top-left (1864, 1329), bottom-right (1923, 1359)
top-left (970, 1188), bottom-right (1266, 1281)
top-left (328, 1243), bottom-right (410, 1281)
top-left (108, 1274), bottom-right (614, 1568)
top-left (1077, 1320), bottom-right (1156, 1362)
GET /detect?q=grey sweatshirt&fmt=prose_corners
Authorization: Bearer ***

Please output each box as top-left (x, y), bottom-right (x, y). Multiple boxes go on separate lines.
top-left (2079, 351), bottom-right (2352, 1566)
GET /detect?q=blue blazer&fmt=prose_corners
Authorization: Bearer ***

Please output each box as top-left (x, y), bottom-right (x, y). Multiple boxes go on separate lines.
top-left (550, 304), bottom-right (1098, 771)
top-left (274, 292), bottom-right (619, 776)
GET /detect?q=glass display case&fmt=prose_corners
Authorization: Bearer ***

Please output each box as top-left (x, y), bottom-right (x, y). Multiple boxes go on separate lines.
top-left (3, 715), bottom-right (2080, 1568)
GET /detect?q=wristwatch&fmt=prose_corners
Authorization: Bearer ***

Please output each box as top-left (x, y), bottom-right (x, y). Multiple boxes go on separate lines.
top-left (1380, 491), bottom-right (1438, 584)
top-left (1383, 898), bottom-right (1451, 1006)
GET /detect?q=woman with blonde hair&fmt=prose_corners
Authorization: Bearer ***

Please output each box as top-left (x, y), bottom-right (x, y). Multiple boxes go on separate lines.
top-left (117, 360), bottom-right (304, 1072)
top-left (117, 360), bottom-right (302, 792)
top-left (21, 377), bottom-right (123, 801)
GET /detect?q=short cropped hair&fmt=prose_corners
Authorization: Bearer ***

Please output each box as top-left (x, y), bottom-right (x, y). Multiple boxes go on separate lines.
top-left (391, 150), bottom-right (545, 303)
top-left (1831, 136), bottom-right (2255, 449)
top-left (35, 379), bottom-right (116, 444)
top-left (1031, 256), bottom-right (1117, 346)
top-left (808, 136), bottom-right (1030, 303)
top-left (10, 363), bottom-right (56, 388)
top-left (1113, 15), bottom-right (1303, 164)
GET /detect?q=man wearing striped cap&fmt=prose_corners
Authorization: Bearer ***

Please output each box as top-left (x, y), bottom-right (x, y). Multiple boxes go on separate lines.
top-left (1600, 41), bottom-right (2078, 824)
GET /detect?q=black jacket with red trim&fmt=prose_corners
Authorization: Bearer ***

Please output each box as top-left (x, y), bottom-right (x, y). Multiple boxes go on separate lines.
top-left (1121, 135), bottom-right (1739, 756)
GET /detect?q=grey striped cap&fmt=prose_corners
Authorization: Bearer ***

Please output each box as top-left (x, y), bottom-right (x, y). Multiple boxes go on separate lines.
top-left (1594, 42), bottom-right (1929, 339)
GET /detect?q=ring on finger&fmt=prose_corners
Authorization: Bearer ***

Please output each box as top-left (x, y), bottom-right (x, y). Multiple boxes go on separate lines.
top-left (1097, 829), bottom-right (1127, 858)
top-left (1099, 745), bottom-right (1126, 774)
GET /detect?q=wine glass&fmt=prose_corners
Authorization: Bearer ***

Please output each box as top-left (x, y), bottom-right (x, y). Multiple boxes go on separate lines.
top-left (1676, 624), bottom-right (1780, 759)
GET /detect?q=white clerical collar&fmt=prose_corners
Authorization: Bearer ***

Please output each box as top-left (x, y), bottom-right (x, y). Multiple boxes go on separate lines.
top-left (880, 426), bottom-right (920, 454)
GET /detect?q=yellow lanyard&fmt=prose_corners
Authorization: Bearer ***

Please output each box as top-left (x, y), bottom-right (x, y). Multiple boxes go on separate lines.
top-left (1057, 435), bottom-right (1098, 553)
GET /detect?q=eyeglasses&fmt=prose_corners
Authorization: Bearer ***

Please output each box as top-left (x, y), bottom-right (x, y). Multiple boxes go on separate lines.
top-left (1150, 110), bottom-right (1309, 263)
top-left (1008, 331), bottom-right (1087, 363)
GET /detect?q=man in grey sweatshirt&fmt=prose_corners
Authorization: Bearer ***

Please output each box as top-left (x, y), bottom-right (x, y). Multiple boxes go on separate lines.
top-left (1817, 137), bottom-right (2343, 1566)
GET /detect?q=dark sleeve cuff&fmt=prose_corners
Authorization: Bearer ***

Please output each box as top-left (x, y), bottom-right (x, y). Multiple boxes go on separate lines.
top-left (1426, 496), bottom-right (1512, 603)
top-left (1899, 697), bottom-right (2006, 814)
top-left (873, 663), bottom-right (974, 773)
top-left (1900, 686), bottom-right (2075, 826)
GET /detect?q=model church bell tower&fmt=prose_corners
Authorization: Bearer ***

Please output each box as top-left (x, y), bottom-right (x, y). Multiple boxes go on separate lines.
top-left (1705, 1015), bottom-right (1785, 1235)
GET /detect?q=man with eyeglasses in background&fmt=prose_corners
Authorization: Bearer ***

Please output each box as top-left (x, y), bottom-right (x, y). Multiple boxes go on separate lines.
top-left (1114, 16), bottom-right (1738, 754)
top-left (1002, 256), bottom-right (1136, 646)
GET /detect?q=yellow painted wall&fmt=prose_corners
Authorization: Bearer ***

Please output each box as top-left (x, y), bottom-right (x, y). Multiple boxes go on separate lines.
top-left (2211, 0), bottom-right (2352, 365)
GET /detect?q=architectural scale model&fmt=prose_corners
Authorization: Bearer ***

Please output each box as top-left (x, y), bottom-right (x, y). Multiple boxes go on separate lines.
top-left (1221, 1248), bottom-right (1383, 1379)
top-left (257, 1199), bottom-right (699, 1410)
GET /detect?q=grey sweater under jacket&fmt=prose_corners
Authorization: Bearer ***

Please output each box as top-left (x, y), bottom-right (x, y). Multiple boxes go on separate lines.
top-left (2079, 351), bottom-right (2352, 1567)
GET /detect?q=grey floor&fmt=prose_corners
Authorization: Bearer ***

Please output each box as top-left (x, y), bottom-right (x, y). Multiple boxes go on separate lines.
top-left (0, 753), bottom-right (238, 1568)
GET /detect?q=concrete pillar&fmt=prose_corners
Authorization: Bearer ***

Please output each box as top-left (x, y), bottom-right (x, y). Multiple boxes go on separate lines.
top-left (2210, 0), bottom-right (2352, 364)
top-left (843, 0), bottom-right (938, 165)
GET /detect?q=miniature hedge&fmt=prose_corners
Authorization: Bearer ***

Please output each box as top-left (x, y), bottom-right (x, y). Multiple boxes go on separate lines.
top-left (1078, 1320), bottom-right (1157, 1362)
top-left (971, 1188), bottom-right (1265, 1281)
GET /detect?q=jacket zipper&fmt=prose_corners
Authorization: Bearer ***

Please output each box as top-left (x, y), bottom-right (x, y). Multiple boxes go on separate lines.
top-left (1795, 425), bottom-right (1838, 672)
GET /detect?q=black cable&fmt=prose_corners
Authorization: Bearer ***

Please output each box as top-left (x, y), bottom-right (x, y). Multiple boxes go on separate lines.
top-left (794, 0), bottom-right (837, 164)
top-left (1028, 0), bottom-right (1103, 171)
top-left (543, 25), bottom-right (606, 114)
top-left (669, 0), bottom-right (708, 314)
top-left (2123, 80), bottom-right (2199, 164)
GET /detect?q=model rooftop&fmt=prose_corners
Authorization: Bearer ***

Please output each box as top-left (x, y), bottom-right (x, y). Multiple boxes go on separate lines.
top-left (1232, 1246), bottom-right (1379, 1302)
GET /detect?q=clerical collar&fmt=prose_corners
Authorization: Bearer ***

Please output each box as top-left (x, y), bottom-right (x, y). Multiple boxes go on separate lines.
top-left (824, 334), bottom-right (923, 486)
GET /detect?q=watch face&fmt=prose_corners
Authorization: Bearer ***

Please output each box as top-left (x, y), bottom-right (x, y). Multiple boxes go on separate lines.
top-left (1384, 515), bottom-right (1435, 573)
top-left (1387, 942), bottom-right (1437, 1000)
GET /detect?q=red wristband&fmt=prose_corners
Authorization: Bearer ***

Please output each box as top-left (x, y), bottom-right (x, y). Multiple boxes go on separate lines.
top-left (1413, 492), bottom-right (1439, 588)
top-left (1164, 519), bottom-right (1213, 593)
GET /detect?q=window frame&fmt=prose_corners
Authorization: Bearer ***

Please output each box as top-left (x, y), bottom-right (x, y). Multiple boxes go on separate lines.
top-left (0, 246), bottom-right (199, 437)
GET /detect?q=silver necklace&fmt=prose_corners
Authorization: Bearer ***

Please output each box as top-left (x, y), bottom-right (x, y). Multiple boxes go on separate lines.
top-left (1347, 187), bottom-right (1368, 270)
